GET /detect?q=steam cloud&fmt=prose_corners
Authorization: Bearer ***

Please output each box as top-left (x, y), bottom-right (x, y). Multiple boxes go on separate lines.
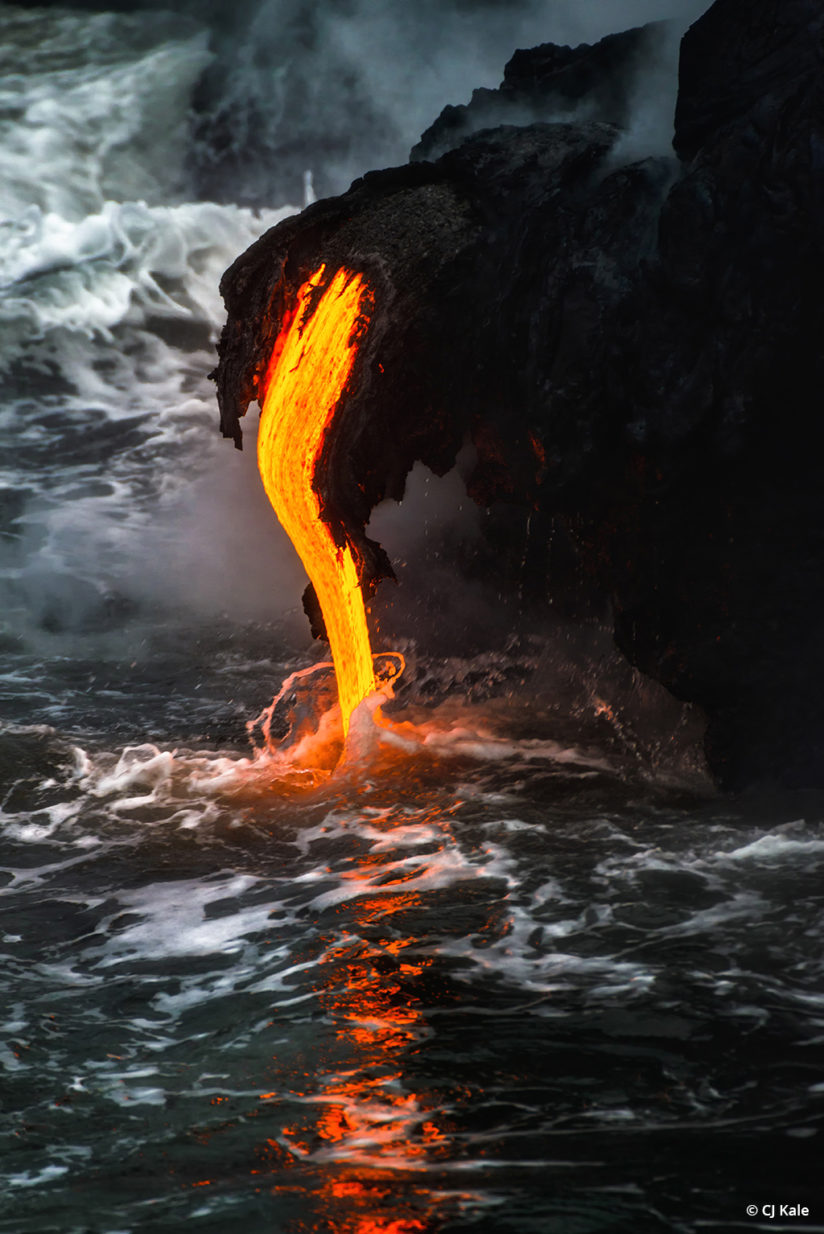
top-left (191, 0), bottom-right (711, 202)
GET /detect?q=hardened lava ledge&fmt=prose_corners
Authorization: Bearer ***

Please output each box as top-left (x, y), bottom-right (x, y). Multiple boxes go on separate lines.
top-left (213, 0), bottom-right (824, 790)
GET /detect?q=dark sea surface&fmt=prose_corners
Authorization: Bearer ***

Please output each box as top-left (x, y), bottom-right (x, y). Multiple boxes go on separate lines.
top-left (1, 6), bottom-right (823, 1232)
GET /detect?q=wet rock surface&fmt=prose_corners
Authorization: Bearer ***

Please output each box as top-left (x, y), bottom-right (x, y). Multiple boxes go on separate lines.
top-left (214, 0), bottom-right (824, 790)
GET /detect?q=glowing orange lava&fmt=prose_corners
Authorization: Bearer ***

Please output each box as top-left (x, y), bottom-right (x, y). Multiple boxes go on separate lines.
top-left (258, 265), bottom-right (377, 737)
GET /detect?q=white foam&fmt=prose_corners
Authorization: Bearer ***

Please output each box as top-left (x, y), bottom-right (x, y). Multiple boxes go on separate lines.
top-left (724, 833), bottom-right (824, 863)
top-left (294, 810), bottom-right (455, 856)
top-left (93, 744), bottom-right (178, 798)
top-left (0, 1041), bottom-right (28, 1072)
top-left (0, 9), bottom-right (211, 221)
top-left (420, 725), bottom-right (611, 771)
top-left (0, 198), bottom-right (293, 354)
top-left (95, 874), bottom-right (272, 963)
top-left (101, 1082), bottom-right (167, 1108)
top-left (1, 798), bottom-right (81, 842)
top-left (7, 1164), bottom-right (69, 1189)
top-left (290, 844), bottom-right (483, 911)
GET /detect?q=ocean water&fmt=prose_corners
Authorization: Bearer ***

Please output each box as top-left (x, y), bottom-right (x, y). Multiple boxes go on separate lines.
top-left (1, 6), bottom-right (823, 1233)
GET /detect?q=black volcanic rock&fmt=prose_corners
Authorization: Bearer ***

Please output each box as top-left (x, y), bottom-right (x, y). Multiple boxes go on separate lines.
top-left (611, 0), bottom-right (824, 788)
top-left (214, 120), bottom-right (647, 583)
top-left (674, 0), bottom-right (824, 160)
top-left (412, 23), bottom-right (668, 162)
top-left (214, 0), bottom-right (824, 790)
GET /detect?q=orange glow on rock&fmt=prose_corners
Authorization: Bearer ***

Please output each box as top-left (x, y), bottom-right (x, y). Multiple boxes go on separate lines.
top-left (258, 265), bottom-right (377, 737)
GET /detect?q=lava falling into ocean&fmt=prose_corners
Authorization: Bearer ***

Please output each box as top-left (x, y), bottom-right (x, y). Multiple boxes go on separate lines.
top-left (257, 265), bottom-right (378, 740)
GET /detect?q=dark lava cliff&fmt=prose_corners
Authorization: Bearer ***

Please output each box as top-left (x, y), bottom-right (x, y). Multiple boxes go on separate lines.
top-left (213, 0), bottom-right (824, 791)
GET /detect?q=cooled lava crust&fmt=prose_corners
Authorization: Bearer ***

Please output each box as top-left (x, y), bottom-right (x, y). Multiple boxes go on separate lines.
top-left (213, 0), bottom-right (824, 791)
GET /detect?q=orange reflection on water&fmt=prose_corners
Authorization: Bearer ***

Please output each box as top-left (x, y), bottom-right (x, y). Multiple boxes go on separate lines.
top-left (273, 825), bottom-right (462, 1232)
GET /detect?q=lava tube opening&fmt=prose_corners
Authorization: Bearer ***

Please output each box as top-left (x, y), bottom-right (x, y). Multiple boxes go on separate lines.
top-left (257, 265), bottom-right (377, 738)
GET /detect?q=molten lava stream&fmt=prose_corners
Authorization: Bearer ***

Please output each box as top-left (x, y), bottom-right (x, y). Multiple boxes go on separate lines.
top-left (258, 265), bottom-right (377, 739)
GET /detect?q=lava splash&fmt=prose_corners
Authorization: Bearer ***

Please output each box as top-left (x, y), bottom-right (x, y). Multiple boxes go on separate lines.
top-left (257, 265), bottom-right (378, 738)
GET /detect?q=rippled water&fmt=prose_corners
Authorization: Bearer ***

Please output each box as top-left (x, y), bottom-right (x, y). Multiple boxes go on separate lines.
top-left (3, 691), bottom-right (824, 1233)
top-left (2, 5), bottom-right (823, 1232)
